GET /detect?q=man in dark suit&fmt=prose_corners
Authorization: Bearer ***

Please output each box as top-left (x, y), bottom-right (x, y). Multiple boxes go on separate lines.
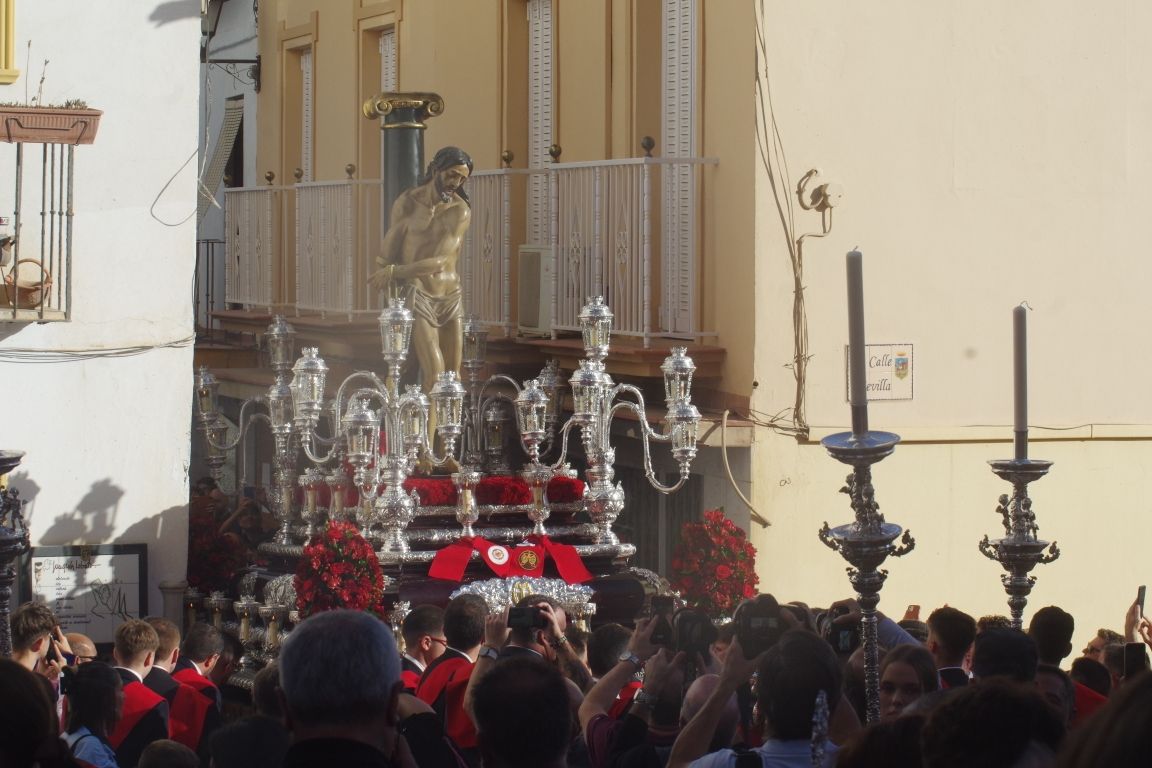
top-left (1029, 605), bottom-right (1107, 727)
top-left (142, 617), bottom-right (181, 702)
top-left (417, 593), bottom-right (488, 767)
top-left (926, 606), bottom-right (976, 689)
top-left (143, 617), bottom-right (215, 765)
top-left (172, 622), bottom-right (224, 711)
top-left (280, 610), bottom-right (413, 768)
top-left (400, 604), bottom-right (446, 694)
top-left (109, 619), bottom-right (169, 768)
top-left (171, 621), bottom-right (224, 765)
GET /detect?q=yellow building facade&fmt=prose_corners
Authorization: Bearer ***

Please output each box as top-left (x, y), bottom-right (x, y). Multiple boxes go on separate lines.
top-left (239, 0), bottom-right (1152, 639)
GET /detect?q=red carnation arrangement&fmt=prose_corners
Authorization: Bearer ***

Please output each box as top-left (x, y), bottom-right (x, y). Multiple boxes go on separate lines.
top-left (545, 475), bottom-right (584, 504)
top-left (476, 475), bottom-right (532, 505)
top-left (669, 508), bottom-right (759, 619)
top-left (402, 477), bottom-right (458, 506)
top-left (294, 520), bottom-right (385, 618)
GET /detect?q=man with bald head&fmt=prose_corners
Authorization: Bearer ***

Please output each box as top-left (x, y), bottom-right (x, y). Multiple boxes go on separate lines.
top-left (65, 632), bottom-right (98, 664)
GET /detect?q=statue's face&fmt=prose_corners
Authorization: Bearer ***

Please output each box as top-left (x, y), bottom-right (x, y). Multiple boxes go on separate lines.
top-left (435, 163), bottom-right (470, 202)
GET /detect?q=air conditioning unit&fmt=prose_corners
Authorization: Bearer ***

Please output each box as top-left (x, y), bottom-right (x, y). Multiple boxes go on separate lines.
top-left (517, 245), bottom-right (554, 336)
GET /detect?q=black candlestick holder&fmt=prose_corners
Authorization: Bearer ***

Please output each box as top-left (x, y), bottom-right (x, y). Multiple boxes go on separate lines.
top-left (0, 450), bottom-right (29, 659)
top-left (978, 458), bottom-right (1059, 630)
top-left (819, 430), bottom-right (914, 725)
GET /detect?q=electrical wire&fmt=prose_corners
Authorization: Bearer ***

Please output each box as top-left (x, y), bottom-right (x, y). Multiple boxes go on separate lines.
top-left (150, 27), bottom-right (218, 227)
top-left (721, 409), bottom-right (771, 528)
top-left (0, 335), bottom-right (194, 363)
top-left (754, 2), bottom-right (810, 436)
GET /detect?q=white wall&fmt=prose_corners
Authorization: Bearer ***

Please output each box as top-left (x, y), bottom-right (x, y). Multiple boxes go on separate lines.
top-left (0, 1), bottom-right (200, 614)
top-left (749, 1), bottom-right (1152, 641)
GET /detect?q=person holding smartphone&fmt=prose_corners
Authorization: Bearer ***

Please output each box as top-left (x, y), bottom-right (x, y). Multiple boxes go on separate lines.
top-left (9, 602), bottom-right (72, 678)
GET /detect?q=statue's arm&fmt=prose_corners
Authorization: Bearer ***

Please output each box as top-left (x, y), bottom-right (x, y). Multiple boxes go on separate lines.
top-left (377, 196), bottom-right (412, 268)
top-left (370, 197), bottom-right (414, 290)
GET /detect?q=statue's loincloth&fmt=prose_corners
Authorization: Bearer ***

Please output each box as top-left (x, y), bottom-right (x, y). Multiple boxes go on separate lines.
top-left (406, 285), bottom-right (462, 328)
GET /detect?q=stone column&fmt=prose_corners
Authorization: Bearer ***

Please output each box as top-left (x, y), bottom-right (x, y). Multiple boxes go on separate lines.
top-left (362, 92), bottom-right (445, 231)
top-left (158, 580), bottom-right (189, 627)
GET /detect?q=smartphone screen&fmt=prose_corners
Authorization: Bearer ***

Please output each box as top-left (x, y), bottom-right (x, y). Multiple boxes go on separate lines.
top-left (651, 596), bottom-right (674, 615)
top-left (1138, 585), bottom-right (1146, 619)
top-left (1124, 642), bottom-right (1148, 677)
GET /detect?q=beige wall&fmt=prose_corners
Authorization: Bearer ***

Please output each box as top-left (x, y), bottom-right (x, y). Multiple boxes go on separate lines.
top-left (748, 0), bottom-right (1152, 638)
top-left (700, 1), bottom-right (757, 398)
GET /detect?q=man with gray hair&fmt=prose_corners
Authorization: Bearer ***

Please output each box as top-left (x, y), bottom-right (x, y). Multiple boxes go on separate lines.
top-left (279, 609), bottom-right (408, 767)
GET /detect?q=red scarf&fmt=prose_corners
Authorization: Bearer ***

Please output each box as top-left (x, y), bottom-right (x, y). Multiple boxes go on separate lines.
top-left (429, 535), bottom-right (592, 583)
top-left (108, 681), bottom-right (164, 748)
top-left (168, 682), bottom-right (212, 750)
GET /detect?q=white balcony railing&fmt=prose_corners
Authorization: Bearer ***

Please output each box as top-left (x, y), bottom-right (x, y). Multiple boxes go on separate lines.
top-left (294, 179), bottom-right (383, 319)
top-left (224, 156), bottom-right (716, 345)
top-left (460, 157), bottom-right (716, 345)
top-left (460, 168), bottom-right (513, 334)
top-left (224, 185), bottom-right (280, 310)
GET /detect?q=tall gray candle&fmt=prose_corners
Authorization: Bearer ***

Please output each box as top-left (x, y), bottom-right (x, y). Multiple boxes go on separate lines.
top-left (1013, 304), bottom-right (1028, 460)
top-left (847, 250), bottom-right (868, 435)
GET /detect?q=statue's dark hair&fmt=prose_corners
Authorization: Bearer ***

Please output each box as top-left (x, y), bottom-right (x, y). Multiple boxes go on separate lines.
top-left (421, 146), bottom-right (473, 204)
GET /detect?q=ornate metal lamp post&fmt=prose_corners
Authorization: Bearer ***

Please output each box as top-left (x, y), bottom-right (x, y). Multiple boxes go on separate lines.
top-left (194, 316), bottom-right (299, 544)
top-left (0, 450), bottom-right (29, 658)
top-left (979, 305), bottom-right (1058, 629)
top-left (459, 316), bottom-right (564, 474)
top-left (819, 252), bottom-right (914, 725)
top-left (289, 298), bottom-right (466, 554)
top-left (524, 296), bottom-right (702, 546)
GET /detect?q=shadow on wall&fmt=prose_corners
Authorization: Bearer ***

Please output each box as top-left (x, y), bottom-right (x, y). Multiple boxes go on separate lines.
top-left (149, 0), bottom-right (200, 27)
top-left (8, 471), bottom-right (187, 624)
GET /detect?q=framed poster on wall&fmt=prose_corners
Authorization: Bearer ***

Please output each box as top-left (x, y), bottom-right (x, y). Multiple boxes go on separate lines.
top-left (21, 544), bottom-right (148, 644)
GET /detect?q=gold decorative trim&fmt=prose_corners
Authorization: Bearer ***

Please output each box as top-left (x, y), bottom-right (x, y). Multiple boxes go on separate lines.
top-left (362, 91), bottom-right (445, 123)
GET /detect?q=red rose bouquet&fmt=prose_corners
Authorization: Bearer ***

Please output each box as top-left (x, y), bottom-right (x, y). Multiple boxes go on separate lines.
top-left (669, 508), bottom-right (759, 619)
top-left (294, 520), bottom-right (385, 618)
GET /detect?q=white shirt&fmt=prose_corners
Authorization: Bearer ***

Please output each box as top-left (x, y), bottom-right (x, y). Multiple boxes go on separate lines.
top-left (114, 665), bottom-right (144, 684)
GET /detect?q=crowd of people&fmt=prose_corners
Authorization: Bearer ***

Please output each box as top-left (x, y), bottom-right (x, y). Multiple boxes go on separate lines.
top-left (3, 591), bottom-right (1152, 767)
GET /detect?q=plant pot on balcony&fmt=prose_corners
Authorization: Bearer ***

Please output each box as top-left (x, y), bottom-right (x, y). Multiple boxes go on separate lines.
top-left (0, 106), bottom-right (102, 145)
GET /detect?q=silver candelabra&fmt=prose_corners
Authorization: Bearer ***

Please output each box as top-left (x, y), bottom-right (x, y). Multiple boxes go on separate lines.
top-left (195, 315), bottom-right (301, 545)
top-left (459, 316), bottom-right (565, 474)
top-left (288, 298), bottom-right (466, 554)
top-left (533, 296), bottom-right (702, 545)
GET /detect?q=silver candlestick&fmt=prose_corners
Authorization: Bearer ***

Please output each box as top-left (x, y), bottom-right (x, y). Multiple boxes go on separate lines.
top-left (979, 459), bottom-right (1059, 630)
top-left (819, 430), bottom-right (914, 726)
top-left (452, 469), bottom-right (483, 538)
